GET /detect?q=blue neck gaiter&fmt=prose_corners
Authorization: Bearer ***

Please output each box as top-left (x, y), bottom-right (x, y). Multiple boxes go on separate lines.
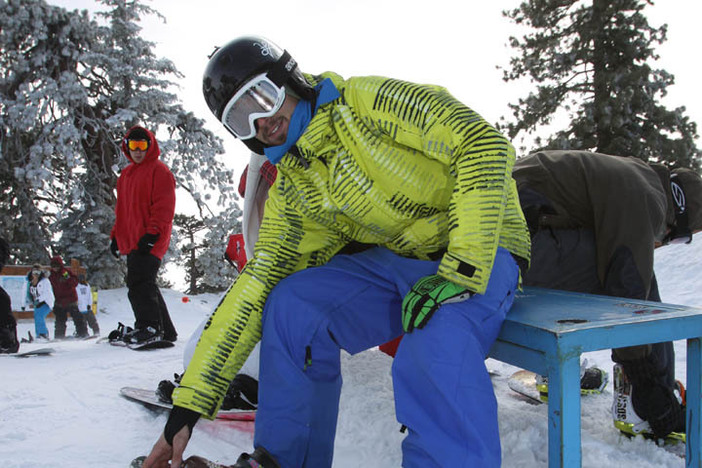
top-left (263, 78), bottom-right (340, 165)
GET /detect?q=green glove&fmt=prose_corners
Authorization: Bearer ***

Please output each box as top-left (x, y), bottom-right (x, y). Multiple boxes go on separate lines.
top-left (402, 274), bottom-right (472, 333)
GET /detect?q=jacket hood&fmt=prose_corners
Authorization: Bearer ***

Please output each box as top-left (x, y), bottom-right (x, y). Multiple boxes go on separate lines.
top-left (50, 255), bottom-right (64, 267)
top-left (121, 125), bottom-right (161, 164)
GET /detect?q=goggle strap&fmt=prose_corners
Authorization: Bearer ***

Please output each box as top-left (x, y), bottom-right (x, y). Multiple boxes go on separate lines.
top-left (266, 50), bottom-right (295, 88)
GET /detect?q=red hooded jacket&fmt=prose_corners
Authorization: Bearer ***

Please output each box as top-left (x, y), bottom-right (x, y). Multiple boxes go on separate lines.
top-left (48, 256), bottom-right (79, 307)
top-left (110, 126), bottom-right (175, 260)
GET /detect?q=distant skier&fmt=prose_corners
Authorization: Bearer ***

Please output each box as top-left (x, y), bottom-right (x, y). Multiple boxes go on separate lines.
top-left (76, 274), bottom-right (100, 336)
top-left (108, 125), bottom-right (177, 348)
top-left (26, 264), bottom-right (54, 342)
top-left (48, 255), bottom-right (88, 339)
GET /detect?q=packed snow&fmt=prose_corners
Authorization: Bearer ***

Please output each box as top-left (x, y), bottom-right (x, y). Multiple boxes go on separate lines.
top-left (2, 240), bottom-right (701, 467)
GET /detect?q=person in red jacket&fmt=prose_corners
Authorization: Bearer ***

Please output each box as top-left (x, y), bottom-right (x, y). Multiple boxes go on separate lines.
top-left (109, 125), bottom-right (177, 348)
top-left (48, 256), bottom-right (88, 339)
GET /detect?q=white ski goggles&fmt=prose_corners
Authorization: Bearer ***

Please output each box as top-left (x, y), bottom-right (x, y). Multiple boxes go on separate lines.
top-left (221, 74), bottom-right (286, 140)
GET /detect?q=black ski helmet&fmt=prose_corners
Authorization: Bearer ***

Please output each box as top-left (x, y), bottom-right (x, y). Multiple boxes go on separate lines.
top-left (202, 36), bottom-right (315, 153)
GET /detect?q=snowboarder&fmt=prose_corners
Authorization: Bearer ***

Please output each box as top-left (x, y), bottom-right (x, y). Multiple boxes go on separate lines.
top-left (108, 125), bottom-right (177, 348)
top-left (0, 236), bottom-right (19, 353)
top-left (142, 35), bottom-right (530, 468)
top-left (76, 274), bottom-right (100, 336)
top-left (26, 264), bottom-right (54, 341)
top-left (48, 255), bottom-right (88, 339)
top-left (514, 150), bottom-right (702, 441)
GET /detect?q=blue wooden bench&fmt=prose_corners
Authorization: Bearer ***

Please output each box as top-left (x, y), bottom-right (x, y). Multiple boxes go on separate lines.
top-left (489, 287), bottom-right (702, 467)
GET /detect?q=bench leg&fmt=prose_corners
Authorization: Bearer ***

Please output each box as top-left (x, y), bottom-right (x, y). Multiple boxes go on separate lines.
top-left (686, 337), bottom-right (701, 467)
top-left (546, 354), bottom-right (582, 468)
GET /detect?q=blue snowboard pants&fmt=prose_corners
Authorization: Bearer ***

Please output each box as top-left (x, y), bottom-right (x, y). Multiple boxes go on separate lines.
top-left (34, 303), bottom-right (51, 337)
top-left (254, 246), bottom-right (519, 467)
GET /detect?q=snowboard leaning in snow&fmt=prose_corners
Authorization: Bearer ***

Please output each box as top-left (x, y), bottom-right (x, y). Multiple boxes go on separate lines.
top-left (507, 370), bottom-right (543, 403)
top-left (507, 367), bottom-right (608, 404)
top-left (0, 347), bottom-right (55, 358)
top-left (119, 387), bottom-right (256, 421)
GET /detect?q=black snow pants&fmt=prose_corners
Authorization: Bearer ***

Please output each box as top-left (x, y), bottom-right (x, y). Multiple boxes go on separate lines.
top-left (524, 227), bottom-right (682, 436)
top-left (54, 303), bottom-right (88, 339)
top-left (126, 251), bottom-right (177, 341)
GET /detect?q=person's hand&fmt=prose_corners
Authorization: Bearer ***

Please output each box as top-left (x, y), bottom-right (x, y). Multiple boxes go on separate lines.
top-left (402, 274), bottom-right (472, 332)
top-left (141, 427), bottom-right (190, 468)
top-left (109, 238), bottom-right (119, 259)
top-left (143, 406), bottom-right (200, 467)
top-left (137, 233), bottom-right (159, 254)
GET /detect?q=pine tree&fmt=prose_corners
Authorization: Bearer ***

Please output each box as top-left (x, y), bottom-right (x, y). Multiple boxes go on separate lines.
top-left (501, 0), bottom-right (700, 168)
top-left (172, 210), bottom-right (241, 294)
top-left (173, 214), bottom-right (206, 294)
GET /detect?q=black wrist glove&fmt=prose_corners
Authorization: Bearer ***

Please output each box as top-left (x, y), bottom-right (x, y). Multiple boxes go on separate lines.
top-left (109, 238), bottom-right (119, 259)
top-left (137, 233), bottom-right (159, 254)
top-left (164, 406), bottom-right (200, 446)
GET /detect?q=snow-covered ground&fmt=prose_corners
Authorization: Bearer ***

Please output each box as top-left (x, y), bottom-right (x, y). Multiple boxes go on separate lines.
top-left (2, 240), bottom-right (700, 467)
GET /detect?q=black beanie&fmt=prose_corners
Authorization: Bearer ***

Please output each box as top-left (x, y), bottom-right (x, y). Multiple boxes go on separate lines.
top-left (672, 168), bottom-right (702, 232)
top-left (127, 127), bottom-right (150, 141)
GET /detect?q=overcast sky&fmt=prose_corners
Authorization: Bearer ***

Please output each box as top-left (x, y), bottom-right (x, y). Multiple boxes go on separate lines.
top-left (47, 0), bottom-right (702, 179)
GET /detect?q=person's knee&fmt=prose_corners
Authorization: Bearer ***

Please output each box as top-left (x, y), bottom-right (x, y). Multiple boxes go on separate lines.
top-left (613, 344), bottom-right (652, 363)
top-left (263, 275), bottom-right (314, 328)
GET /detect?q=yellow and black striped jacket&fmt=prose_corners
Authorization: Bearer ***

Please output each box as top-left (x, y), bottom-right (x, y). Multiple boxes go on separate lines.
top-left (174, 71), bottom-right (531, 418)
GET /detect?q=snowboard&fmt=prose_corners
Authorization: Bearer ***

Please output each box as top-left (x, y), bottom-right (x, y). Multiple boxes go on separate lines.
top-left (103, 338), bottom-right (174, 350)
top-left (507, 369), bottom-right (543, 404)
top-left (508, 365), bottom-right (609, 404)
top-left (52, 334), bottom-right (99, 342)
top-left (0, 347), bottom-right (55, 358)
top-left (119, 387), bottom-right (256, 421)
top-left (129, 455), bottom-right (233, 467)
top-left (127, 339), bottom-right (175, 351)
top-left (129, 456), bottom-right (146, 468)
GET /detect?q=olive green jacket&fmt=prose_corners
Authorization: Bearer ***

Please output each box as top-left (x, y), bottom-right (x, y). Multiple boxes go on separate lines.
top-left (513, 150), bottom-right (672, 298)
top-left (174, 72), bottom-right (530, 418)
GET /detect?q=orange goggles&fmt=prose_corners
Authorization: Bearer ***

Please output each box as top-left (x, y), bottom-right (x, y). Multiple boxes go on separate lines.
top-left (127, 139), bottom-right (149, 151)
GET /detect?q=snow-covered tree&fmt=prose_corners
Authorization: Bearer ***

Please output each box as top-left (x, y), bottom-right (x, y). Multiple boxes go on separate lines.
top-left (172, 209), bottom-right (241, 294)
top-left (1, 0), bottom-right (240, 288)
top-left (0, 0), bottom-right (95, 264)
top-left (501, 0), bottom-right (700, 168)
